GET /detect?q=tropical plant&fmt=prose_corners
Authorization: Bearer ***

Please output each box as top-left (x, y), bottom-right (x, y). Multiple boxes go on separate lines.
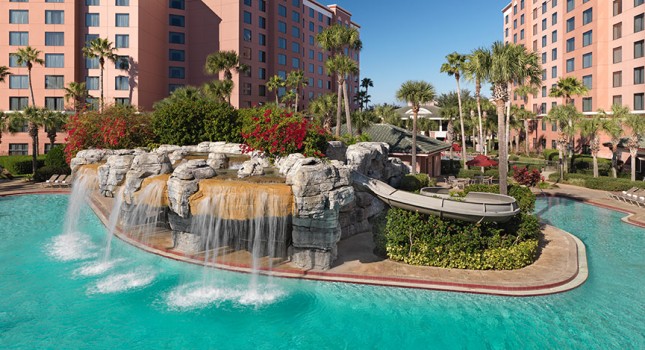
top-left (15, 47), bottom-right (45, 107)
top-left (464, 48), bottom-right (491, 155)
top-left (0, 112), bottom-right (6, 145)
top-left (204, 50), bottom-right (248, 81)
top-left (202, 80), bottom-right (234, 104)
top-left (488, 41), bottom-right (541, 195)
top-left (579, 114), bottom-right (604, 177)
top-left (513, 85), bottom-right (538, 155)
top-left (5, 107), bottom-right (49, 174)
top-left (0, 66), bottom-right (9, 83)
top-left (41, 109), bottom-right (67, 148)
top-left (353, 90), bottom-right (371, 111)
top-left (547, 104), bottom-right (581, 179)
top-left (395, 81), bottom-right (436, 175)
top-left (266, 75), bottom-right (285, 105)
top-left (441, 52), bottom-right (468, 169)
top-left (623, 114), bottom-right (645, 181)
top-left (599, 105), bottom-right (627, 178)
top-left (351, 110), bottom-right (378, 135)
top-left (82, 38), bottom-right (119, 111)
top-left (326, 55), bottom-right (359, 137)
top-left (549, 76), bottom-right (588, 170)
top-left (374, 103), bottom-right (400, 125)
top-left (285, 70), bottom-right (308, 113)
top-left (64, 82), bottom-right (90, 112)
top-left (359, 78), bottom-right (374, 110)
top-left (309, 93), bottom-right (337, 132)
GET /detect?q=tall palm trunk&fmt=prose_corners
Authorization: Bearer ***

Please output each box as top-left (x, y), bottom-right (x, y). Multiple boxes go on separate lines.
top-left (476, 80), bottom-right (484, 155)
top-left (27, 64), bottom-right (35, 107)
top-left (335, 76), bottom-right (343, 137)
top-left (456, 77), bottom-right (468, 170)
top-left (591, 144), bottom-right (599, 178)
top-left (524, 119), bottom-right (530, 155)
top-left (411, 110), bottom-right (418, 175)
top-left (294, 89), bottom-right (299, 113)
top-left (342, 79), bottom-right (352, 136)
top-left (28, 123), bottom-right (38, 175)
top-left (275, 93), bottom-right (279, 105)
top-left (611, 145), bottom-right (618, 178)
top-left (630, 147), bottom-right (638, 182)
top-left (494, 84), bottom-right (508, 196)
top-left (99, 59), bottom-right (105, 112)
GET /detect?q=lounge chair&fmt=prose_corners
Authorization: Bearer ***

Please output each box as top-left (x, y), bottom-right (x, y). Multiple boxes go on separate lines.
top-left (41, 174), bottom-right (63, 188)
top-left (611, 187), bottom-right (639, 202)
top-left (58, 174), bottom-right (73, 188)
top-left (54, 175), bottom-right (68, 188)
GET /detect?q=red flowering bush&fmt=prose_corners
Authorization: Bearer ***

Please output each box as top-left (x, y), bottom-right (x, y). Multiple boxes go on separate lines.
top-left (512, 165), bottom-right (542, 187)
top-left (240, 107), bottom-right (329, 158)
top-left (64, 105), bottom-right (155, 162)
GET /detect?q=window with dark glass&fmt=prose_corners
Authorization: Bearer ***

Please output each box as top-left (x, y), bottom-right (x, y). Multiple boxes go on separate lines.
top-left (169, 14), bottom-right (184, 27)
top-left (169, 0), bottom-right (184, 9)
top-left (115, 34), bottom-right (129, 48)
top-left (86, 76), bottom-right (99, 90)
top-left (169, 32), bottom-right (185, 44)
top-left (566, 58), bottom-right (575, 72)
top-left (613, 23), bottom-right (622, 39)
top-left (613, 71), bottom-right (622, 87)
top-left (115, 76), bottom-right (129, 89)
top-left (45, 75), bottom-right (64, 89)
top-left (86, 13), bottom-right (99, 27)
top-left (635, 67), bottom-right (644, 85)
top-left (45, 97), bottom-right (64, 111)
top-left (9, 75), bottom-right (28, 89)
top-left (582, 9), bottom-right (592, 25)
top-left (115, 56), bottom-right (129, 70)
top-left (9, 32), bottom-right (29, 46)
top-left (583, 30), bottom-right (592, 46)
top-left (635, 40), bottom-right (644, 58)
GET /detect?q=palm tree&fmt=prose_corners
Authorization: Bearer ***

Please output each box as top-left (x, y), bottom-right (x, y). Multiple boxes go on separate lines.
top-left (204, 50), bottom-right (248, 81)
top-left (360, 78), bottom-right (373, 109)
top-left (549, 76), bottom-right (589, 171)
top-left (514, 85), bottom-right (538, 155)
top-left (579, 114), bottom-right (604, 178)
top-left (309, 93), bottom-right (337, 132)
top-left (547, 105), bottom-right (581, 180)
top-left (623, 114), bottom-right (645, 182)
top-left (82, 38), bottom-right (118, 111)
top-left (441, 52), bottom-right (468, 169)
top-left (351, 110), bottom-right (377, 135)
top-left (64, 82), bottom-right (90, 112)
top-left (326, 55), bottom-right (358, 137)
top-left (202, 80), bottom-right (234, 104)
top-left (266, 75), bottom-right (285, 105)
top-left (286, 70), bottom-right (308, 113)
top-left (599, 106), bottom-right (626, 178)
top-left (281, 90), bottom-right (297, 111)
top-left (42, 110), bottom-right (68, 148)
top-left (0, 66), bottom-right (10, 83)
top-left (5, 107), bottom-right (47, 174)
top-left (15, 47), bottom-right (45, 107)
top-left (396, 81), bottom-right (436, 175)
top-left (464, 48), bottom-right (491, 156)
top-left (488, 41), bottom-right (542, 195)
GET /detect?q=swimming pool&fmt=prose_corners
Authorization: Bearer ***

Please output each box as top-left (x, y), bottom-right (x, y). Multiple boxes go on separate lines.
top-left (0, 195), bottom-right (643, 349)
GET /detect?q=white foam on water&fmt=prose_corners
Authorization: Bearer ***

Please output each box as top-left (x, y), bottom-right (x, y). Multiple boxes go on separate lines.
top-left (88, 268), bottom-right (156, 294)
top-left (166, 283), bottom-right (285, 310)
top-left (73, 258), bottom-right (126, 277)
top-left (46, 232), bottom-right (98, 262)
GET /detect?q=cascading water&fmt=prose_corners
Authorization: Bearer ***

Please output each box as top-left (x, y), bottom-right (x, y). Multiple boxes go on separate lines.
top-left (121, 175), bottom-right (170, 245)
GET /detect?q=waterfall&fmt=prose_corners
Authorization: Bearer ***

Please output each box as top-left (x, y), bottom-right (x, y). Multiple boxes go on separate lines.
top-left (121, 175), bottom-right (169, 245)
top-left (102, 186), bottom-right (125, 262)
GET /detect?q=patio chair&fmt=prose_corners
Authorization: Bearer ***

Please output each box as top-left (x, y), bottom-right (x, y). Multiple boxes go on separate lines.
top-left (41, 174), bottom-right (63, 188)
top-left (613, 187), bottom-right (639, 202)
top-left (58, 174), bottom-right (73, 188)
top-left (624, 189), bottom-right (645, 206)
top-left (54, 175), bottom-right (68, 188)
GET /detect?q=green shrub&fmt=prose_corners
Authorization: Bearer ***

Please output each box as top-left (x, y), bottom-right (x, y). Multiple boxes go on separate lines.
top-left (548, 173), bottom-right (645, 191)
top-left (44, 145), bottom-right (67, 168)
top-left (509, 155), bottom-right (520, 161)
top-left (34, 165), bottom-right (71, 182)
top-left (457, 168), bottom-right (499, 179)
top-left (571, 156), bottom-right (611, 176)
top-left (399, 173), bottom-right (432, 192)
top-left (543, 149), bottom-right (559, 161)
top-left (0, 155), bottom-right (45, 175)
top-left (14, 159), bottom-right (45, 174)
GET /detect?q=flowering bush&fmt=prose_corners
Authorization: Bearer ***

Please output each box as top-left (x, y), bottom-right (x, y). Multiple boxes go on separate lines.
top-left (512, 165), bottom-right (542, 187)
top-left (64, 105), bottom-right (155, 162)
top-left (240, 107), bottom-right (329, 158)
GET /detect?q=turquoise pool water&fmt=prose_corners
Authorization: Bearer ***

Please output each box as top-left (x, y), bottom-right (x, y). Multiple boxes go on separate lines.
top-left (0, 195), bottom-right (643, 349)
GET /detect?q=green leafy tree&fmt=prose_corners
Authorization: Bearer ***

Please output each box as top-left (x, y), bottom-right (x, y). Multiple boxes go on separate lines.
top-left (42, 110), bottom-right (68, 148)
top-left (326, 55), bottom-right (359, 137)
top-left (286, 70), bottom-right (308, 113)
top-left (396, 81), bottom-right (436, 175)
top-left (441, 52), bottom-right (468, 169)
top-left (5, 107), bottom-right (49, 174)
top-left (204, 50), bottom-right (248, 81)
top-left (579, 114), bottom-right (604, 178)
top-left (464, 48), bottom-right (491, 155)
top-left (623, 114), bottom-right (645, 181)
top-left (309, 93), bottom-right (337, 132)
top-left (82, 38), bottom-right (119, 111)
top-left (547, 105), bottom-right (581, 179)
top-left (266, 75), bottom-right (285, 105)
top-left (374, 104), bottom-right (400, 126)
top-left (202, 80), bottom-right (234, 104)
top-left (0, 66), bottom-right (9, 83)
top-left (514, 85), bottom-right (538, 155)
top-left (351, 110), bottom-right (378, 135)
top-left (549, 76), bottom-right (588, 171)
top-left (599, 105), bottom-right (627, 178)
top-left (64, 82), bottom-right (90, 112)
top-left (15, 47), bottom-right (45, 107)
top-left (488, 41), bottom-right (542, 195)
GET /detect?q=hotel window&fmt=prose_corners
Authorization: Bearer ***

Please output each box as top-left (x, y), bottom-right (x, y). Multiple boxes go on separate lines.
top-left (115, 34), bottom-right (129, 48)
top-left (635, 67), bottom-right (644, 85)
top-left (278, 5), bottom-right (286, 17)
top-left (169, 14), bottom-right (183, 27)
top-left (9, 54), bottom-right (25, 67)
top-left (552, 30), bottom-right (557, 43)
top-left (513, 5), bottom-right (517, 15)
top-left (521, 14), bottom-right (524, 25)
top-left (542, 120), bottom-right (546, 130)
top-left (566, 58), bottom-right (575, 72)
top-left (635, 40), bottom-right (644, 58)
top-left (243, 11), bottom-right (252, 24)
top-left (309, 8), bottom-right (315, 18)
top-left (9, 75), bottom-right (28, 89)
top-left (551, 140), bottom-right (557, 150)
top-left (9, 32), bottom-right (29, 46)
top-left (308, 49), bottom-right (314, 59)
top-left (86, 57), bottom-right (99, 69)
top-left (259, 85), bottom-right (266, 97)
top-left (318, 52), bottom-right (323, 62)
top-left (169, 0), bottom-right (184, 9)
top-left (243, 0), bottom-right (251, 5)
top-left (553, 0), bottom-right (558, 6)
top-left (8, 144), bottom-right (28, 156)
top-left (258, 68), bottom-right (266, 79)
top-left (259, 0), bottom-right (266, 12)
top-left (86, 98), bottom-right (98, 110)
top-left (115, 98), bottom-right (130, 106)
top-left (292, 57), bottom-right (300, 69)
top-left (259, 16), bottom-right (266, 29)
top-left (292, 0), bottom-right (299, 6)
top-left (533, 9), bottom-right (537, 20)
top-left (85, 34), bottom-right (99, 46)
top-left (45, 10), bottom-right (64, 24)
top-left (169, 32), bottom-right (185, 44)
top-left (9, 10), bottom-right (28, 24)
top-left (45, 97), bottom-right (64, 111)
top-left (635, 93), bottom-right (644, 110)
top-left (542, 86), bottom-right (547, 97)
top-left (86, 0), bottom-right (99, 4)
top-left (278, 37), bottom-right (287, 49)
top-left (317, 79), bottom-right (323, 88)
top-left (278, 21), bottom-right (287, 33)
top-left (542, 69), bottom-right (547, 80)
top-left (505, 15), bottom-right (509, 24)
top-left (278, 70), bottom-right (286, 79)
top-left (613, 71), bottom-right (622, 87)
top-left (9, 98), bottom-right (29, 111)
top-left (552, 66), bottom-right (558, 78)
top-left (243, 29), bottom-right (252, 42)
top-left (532, 25), bottom-right (536, 36)
top-left (115, 76), bottom-right (129, 89)
top-left (86, 76), bottom-right (99, 90)
top-left (45, 32), bottom-right (64, 46)
top-left (613, 47), bottom-right (622, 63)
top-left (45, 75), bottom-right (64, 89)
top-left (116, 0), bottom-right (129, 5)
top-left (542, 36), bottom-right (547, 47)
top-left (636, 14), bottom-right (644, 32)
top-left (292, 26), bottom-right (300, 38)
top-left (309, 21), bottom-right (315, 31)
top-left (566, 17), bottom-right (575, 32)
top-left (613, 0), bottom-right (622, 15)
top-left (520, 30), bottom-right (525, 40)
top-left (566, 0), bottom-right (574, 12)
top-left (292, 11), bottom-right (300, 23)
top-left (514, 34), bottom-right (517, 43)
top-left (542, 53), bottom-right (547, 64)
top-left (242, 83), bottom-right (252, 96)
top-left (582, 75), bottom-right (592, 89)
top-left (582, 9), bottom-right (592, 25)
top-left (566, 38), bottom-right (575, 52)
top-left (583, 30), bottom-right (592, 46)
top-left (168, 67), bottom-right (184, 79)
top-left (552, 48), bottom-right (558, 60)
top-left (86, 13), bottom-right (99, 27)
top-left (582, 53), bottom-right (592, 68)
top-left (513, 19), bottom-right (517, 30)
top-left (541, 103), bottom-right (548, 114)
top-left (259, 34), bottom-right (266, 46)
top-left (278, 54), bottom-right (286, 65)
top-left (637, 0), bottom-right (644, 6)
top-left (613, 95), bottom-right (622, 106)
top-left (318, 66), bottom-right (323, 75)
top-left (45, 0), bottom-right (65, 2)
top-left (44, 144), bottom-right (63, 154)
top-left (258, 50), bottom-right (266, 62)
top-left (542, 1), bottom-right (547, 14)
top-left (613, 23), bottom-right (622, 39)
top-left (552, 13), bottom-right (558, 25)
top-left (551, 122), bottom-right (557, 132)
top-left (292, 42), bottom-right (300, 53)
top-left (45, 54), bottom-right (64, 68)
top-left (115, 56), bottom-right (129, 70)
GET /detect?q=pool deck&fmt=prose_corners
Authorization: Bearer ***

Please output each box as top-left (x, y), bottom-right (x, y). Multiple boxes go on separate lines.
top-left (3, 178), bottom-right (643, 296)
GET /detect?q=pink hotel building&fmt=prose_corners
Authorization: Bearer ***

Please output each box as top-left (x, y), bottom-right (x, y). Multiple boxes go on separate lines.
top-left (0, 0), bottom-right (360, 156)
top-left (503, 0), bottom-right (644, 159)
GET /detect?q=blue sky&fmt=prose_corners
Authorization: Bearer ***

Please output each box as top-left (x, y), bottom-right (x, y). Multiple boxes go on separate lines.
top-left (342, 0), bottom-right (511, 105)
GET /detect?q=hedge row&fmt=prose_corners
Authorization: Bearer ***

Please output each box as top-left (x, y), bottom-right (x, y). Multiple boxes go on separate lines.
top-left (548, 173), bottom-right (645, 191)
top-left (398, 173), bottom-right (436, 192)
top-left (0, 155), bottom-right (46, 175)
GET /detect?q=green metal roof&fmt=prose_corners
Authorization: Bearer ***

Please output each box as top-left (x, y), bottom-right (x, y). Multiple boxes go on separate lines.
top-left (340, 123), bottom-right (451, 154)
